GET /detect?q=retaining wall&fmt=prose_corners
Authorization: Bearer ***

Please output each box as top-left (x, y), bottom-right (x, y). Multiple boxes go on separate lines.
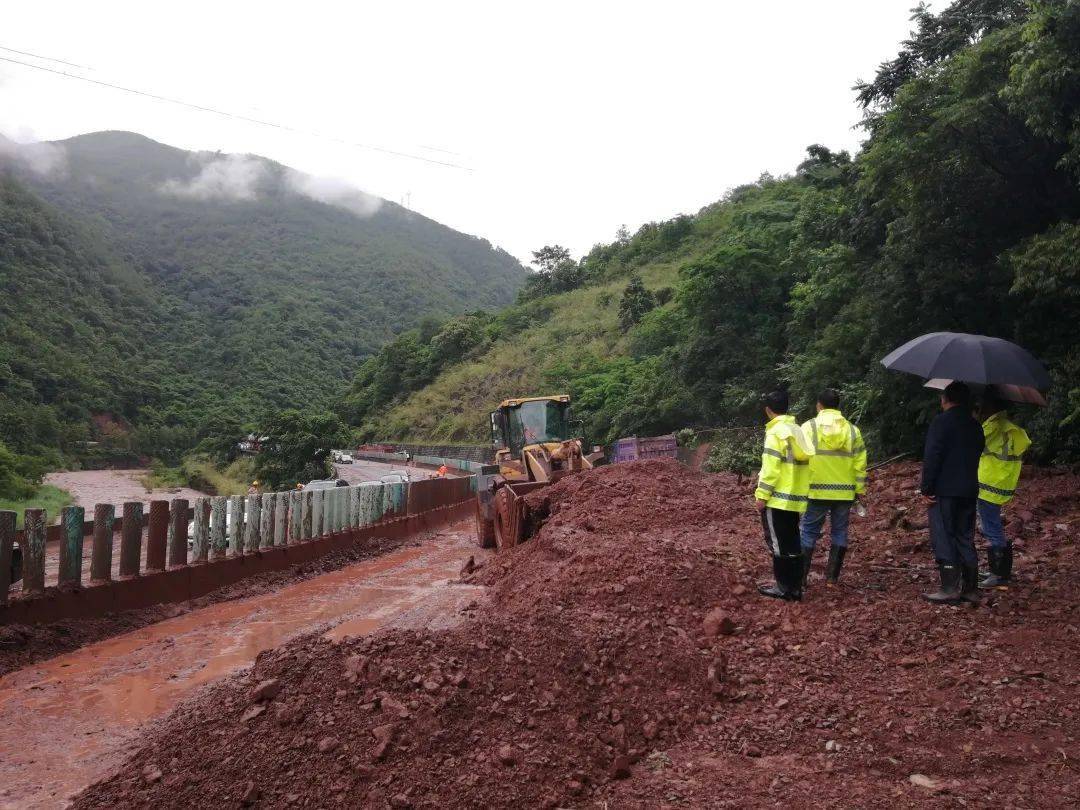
top-left (0, 476), bottom-right (477, 626)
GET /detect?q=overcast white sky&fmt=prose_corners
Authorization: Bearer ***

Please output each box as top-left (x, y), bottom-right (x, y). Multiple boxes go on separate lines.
top-left (1, 1), bottom-right (918, 264)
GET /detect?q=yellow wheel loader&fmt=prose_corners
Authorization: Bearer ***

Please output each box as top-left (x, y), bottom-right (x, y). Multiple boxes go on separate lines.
top-left (474, 395), bottom-right (602, 549)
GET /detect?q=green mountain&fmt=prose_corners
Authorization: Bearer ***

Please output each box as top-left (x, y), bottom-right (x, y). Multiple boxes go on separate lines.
top-left (344, 0), bottom-right (1080, 465)
top-left (0, 131), bottom-right (526, 481)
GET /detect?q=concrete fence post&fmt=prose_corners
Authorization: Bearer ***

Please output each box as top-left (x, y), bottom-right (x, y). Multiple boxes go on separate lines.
top-left (273, 492), bottom-right (287, 546)
top-left (312, 489), bottom-right (324, 537)
top-left (245, 495), bottom-right (261, 552)
top-left (330, 489), bottom-right (341, 533)
top-left (259, 493), bottom-right (275, 549)
top-left (22, 508), bottom-right (46, 593)
top-left (289, 491), bottom-right (302, 543)
top-left (191, 497), bottom-right (210, 563)
top-left (228, 496), bottom-right (245, 556)
top-left (210, 496), bottom-right (228, 559)
top-left (348, 487), bottom-right (356, 527)
top-left (90, 504), bottom-right (115, 581)
top-left (0, 511), bottom-right (15, 604)
top-left (119, 502), bottom-right (143, 578)
top-left (146, 500), bottom-right (169, 572)
top-left (58, 505), bottom-right (85, 587)
top-left (167, 498), bottom-right (189, 568)
top-left (301, 490), bottom-right (313, 540)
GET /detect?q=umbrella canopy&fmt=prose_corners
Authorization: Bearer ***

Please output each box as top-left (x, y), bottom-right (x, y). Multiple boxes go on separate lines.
top-left (881, 332), bottom-right (1050, 391)
top-left (923, 378), bottom-right (1047, 407)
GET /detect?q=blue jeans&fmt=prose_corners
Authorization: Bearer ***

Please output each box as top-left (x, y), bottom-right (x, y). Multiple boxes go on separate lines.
top-left (977, 499), bottom-right (1007, 549)
top-left (800, 500), bottom-right (852, 552)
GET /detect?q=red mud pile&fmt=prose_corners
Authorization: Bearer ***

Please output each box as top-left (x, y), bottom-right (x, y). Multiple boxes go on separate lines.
top-left (74, 459), bottom-right (1080, 808)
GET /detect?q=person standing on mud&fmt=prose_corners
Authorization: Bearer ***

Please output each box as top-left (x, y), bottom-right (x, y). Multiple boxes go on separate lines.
top-left (754, 389), bottom-right (815, 601)
top-left (799, 389), bottom-right (867, 587)
top-left (920, 381), bottom-right (985, 605)
top-left (977, 392), bottom-right (1031, 590)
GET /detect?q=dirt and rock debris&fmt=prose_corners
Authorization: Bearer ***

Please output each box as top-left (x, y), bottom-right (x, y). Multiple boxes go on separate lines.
top-left (71, 459), bottom-right (1079, 808)
top-left (0, 535), bottom-right (410, 677)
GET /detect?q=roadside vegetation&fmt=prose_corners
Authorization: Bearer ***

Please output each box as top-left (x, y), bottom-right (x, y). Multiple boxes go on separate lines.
top-left (139, 456), bottom-right (258, 498)
top-left (0, 484), bottom-right (74, 527)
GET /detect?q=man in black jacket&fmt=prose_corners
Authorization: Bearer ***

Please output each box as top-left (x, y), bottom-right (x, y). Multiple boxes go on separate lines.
top-left (920, 381), bottom-right (985, 604)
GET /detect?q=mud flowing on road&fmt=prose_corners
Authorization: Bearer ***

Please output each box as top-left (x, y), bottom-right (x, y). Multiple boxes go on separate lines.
top-left (0, 523), bottom-right (487, 809)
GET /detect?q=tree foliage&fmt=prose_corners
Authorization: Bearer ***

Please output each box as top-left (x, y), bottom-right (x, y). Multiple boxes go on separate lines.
top-left (617, 274), bottom-right (655, 331)
top-left (254, 409), bottom-right (349, 490)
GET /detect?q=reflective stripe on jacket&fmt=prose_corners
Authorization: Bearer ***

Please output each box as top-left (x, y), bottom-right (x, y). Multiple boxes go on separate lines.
top-left (801, 409), bottom-right (867, 501)
top-left (978, 412), bottom-right (1030, 506)
top-left (754, 414), bottom-right (815, 513)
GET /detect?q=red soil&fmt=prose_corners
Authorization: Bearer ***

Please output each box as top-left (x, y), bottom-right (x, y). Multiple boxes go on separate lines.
top-left (72, 460), bottom-right (1080, 808)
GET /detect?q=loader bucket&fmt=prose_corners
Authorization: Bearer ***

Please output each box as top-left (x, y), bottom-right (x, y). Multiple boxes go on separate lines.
top-left (493, 481), bottom-right (548, 549)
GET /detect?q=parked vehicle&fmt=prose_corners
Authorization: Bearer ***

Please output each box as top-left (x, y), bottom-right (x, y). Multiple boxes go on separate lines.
top-left (303, 479), bottom-right (350, 490)
top-left (610, 434), bottom-right (678, 464)
top-left (331, 451), bottom-right (355, 464)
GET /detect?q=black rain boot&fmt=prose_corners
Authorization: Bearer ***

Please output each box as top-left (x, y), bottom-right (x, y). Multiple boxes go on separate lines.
top-left (801, 548), bottom-right (814, 589)
top-left (783, 555), bottom-right (803, 602)
top-left (922, 562), bottom-right (961, 604)
top-left (760, 557), bottom-right (806, 601)
top-left (825, 545), bottom-right (848, 585)
top-left (759, 556), bottom-right (793, 600)
top-left (959, 564), bottom-right (982, 604)
top-left (980, 544), bottom-right (1012, 589)
top-left (979, 546), bottom-right (999, 581)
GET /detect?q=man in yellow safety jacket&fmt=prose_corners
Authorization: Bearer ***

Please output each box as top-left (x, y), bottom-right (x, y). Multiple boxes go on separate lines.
top-left (799, 389), bottom-right (867, 587)
top-left (977, 393), bottom-right (1031, 589)
top-left (754, 389), bottom-right (815, 601)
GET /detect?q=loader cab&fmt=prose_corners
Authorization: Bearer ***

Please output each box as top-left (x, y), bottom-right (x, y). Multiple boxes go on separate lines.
top-left (490, 395), bottom-right (574, 458)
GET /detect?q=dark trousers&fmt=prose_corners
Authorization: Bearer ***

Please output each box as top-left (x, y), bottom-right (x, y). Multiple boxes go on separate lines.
top-left (928, 497), bottom-right (977, 568)
top-left (761, 507), bottom-right (802, 559)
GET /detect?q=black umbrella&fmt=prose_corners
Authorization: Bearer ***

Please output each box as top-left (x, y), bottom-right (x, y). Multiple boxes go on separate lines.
top-left (881, 332), bottom-right (1050, 391)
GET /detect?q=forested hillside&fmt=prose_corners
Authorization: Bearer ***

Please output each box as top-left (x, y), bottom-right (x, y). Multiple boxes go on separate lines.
top-left (0, 132), bottom-right (526, 496)
top-left (345, 0), bottom-right (1080, 464)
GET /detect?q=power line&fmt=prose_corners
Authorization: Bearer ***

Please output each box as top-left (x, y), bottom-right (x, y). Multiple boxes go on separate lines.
top-left (0, 45), bottom-right (92, 70)
top-left (0, 53), bottom-right (474, 172)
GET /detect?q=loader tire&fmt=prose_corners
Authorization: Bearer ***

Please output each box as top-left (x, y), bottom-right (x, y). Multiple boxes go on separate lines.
top-left (475, 500), bottom-right (496, 549)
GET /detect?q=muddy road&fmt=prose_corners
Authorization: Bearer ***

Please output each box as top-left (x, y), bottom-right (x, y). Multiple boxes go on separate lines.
top-left (0, 522), bottom-right (486, 809)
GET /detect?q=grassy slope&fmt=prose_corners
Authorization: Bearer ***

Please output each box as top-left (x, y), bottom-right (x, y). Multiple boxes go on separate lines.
top-left (0, 485), bottom-right (74, 527)
top-left (365, 195), bottom-right (745, 443)
top-left (371, 260), bottom-right (681, 442)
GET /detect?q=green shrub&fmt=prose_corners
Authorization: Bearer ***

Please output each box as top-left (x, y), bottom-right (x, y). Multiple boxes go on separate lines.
top-left (703, 431), bottom-right (761, 477)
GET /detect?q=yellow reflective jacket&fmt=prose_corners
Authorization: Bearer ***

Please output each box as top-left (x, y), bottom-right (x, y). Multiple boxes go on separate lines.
top-left (801, 409), bottom-right (867, 501)
top-left (978, 412), bottom-right (1031, 506)
top-left (754, 414), bottom-right (815, 513)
